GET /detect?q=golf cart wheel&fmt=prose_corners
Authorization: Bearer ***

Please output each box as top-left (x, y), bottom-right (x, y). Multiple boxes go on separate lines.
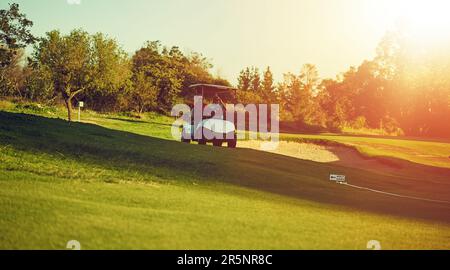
top-left (213, 140), bottom-right (223, 147)
top-left (198, 140), bottom-right (207, 145)
top-left (228, 139), bottom-right (237, 148)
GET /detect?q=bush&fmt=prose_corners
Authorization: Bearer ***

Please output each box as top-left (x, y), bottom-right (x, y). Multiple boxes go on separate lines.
top-left (15, 103), bottom-right (44, 113)
top-left (14, 102), bottom-right (57, 114)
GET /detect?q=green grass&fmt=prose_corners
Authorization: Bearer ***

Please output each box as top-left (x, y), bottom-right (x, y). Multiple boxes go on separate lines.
top-left (0, 100), bottom-right (174, 140)
top-left (2, 171), bottom-right (448, 249)
top-left (1, 101), bottom-right (450, 249)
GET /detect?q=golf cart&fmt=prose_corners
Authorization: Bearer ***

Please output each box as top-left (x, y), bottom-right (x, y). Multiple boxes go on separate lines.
top-left (181, 84), bottom-right (238, 148)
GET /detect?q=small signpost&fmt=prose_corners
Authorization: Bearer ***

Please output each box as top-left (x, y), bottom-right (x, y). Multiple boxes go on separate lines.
top-left (330, 174), bottom-right (346, 183)
top-left (78, 101), bottom-right (84, 122)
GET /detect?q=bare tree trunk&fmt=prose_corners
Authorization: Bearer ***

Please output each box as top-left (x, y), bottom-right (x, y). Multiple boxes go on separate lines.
top-left (64, 97), bottom-right (73, 122)
top-left (62, 88), bottom-right (83, 122)
top-left (15, 82), bottom-right (23, 100)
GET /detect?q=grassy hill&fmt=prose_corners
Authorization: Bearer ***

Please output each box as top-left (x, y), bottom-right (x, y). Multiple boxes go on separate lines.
top-left (1, 101), bottom-right (450, 249)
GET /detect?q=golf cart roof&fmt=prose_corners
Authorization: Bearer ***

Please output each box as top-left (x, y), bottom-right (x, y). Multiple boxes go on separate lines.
top-left (188, 84), bottom-right (237, 102)
top-left (189, 84), bottom-right (237, 92)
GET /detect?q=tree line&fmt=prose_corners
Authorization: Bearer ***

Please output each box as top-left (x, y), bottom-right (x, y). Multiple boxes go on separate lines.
top-left (235, 33), bottom-right (450, 138)
top-left (0, 4), bottom-right (230, 121)
top-left (1, 3), bottom-right (449, 137)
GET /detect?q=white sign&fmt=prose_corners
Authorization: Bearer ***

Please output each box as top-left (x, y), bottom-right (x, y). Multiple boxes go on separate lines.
top-left (330, 174), bottom-right (346, 182)
top-left (79, 101), bottom-right (84, 108)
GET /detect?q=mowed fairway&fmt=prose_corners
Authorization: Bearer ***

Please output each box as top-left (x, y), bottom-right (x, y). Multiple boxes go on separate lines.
top-left (1, 105), bottom-right (450, 249)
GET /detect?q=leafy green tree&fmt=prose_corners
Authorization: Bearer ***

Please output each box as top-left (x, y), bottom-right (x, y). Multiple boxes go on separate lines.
top-left (0, 3), bottom-right (35, 97)
top-left (131, 71), bottom-right (158, 114)
top-left (33, 29), bottom-right (131, 120)
top-left (33, 29), bottom-right (93, 121)
top-left (82, 33), bottom-right (131, 112)
top-left (261, 66), bottom-right (275, 103)
top-left (131, 41), bottom-right (182, 113)
top-left (23, 64), bottom-right (54, 102)
top-left (371, 29), bottom-right (450, 137)
top-left (0, 48), bottom-right (25, 97)
top-left (211, 77), bottom-right (231, 87)
top-left (279, 73), bottom-right (303, 121)
top-left (237, 67), bottom-right (251, 91)
top-left (249, 66), bottom-right (261, 92)
top-left (165, 49), bottom-right (231, 97)
top-left (236, 88), bottom-right (263, 104)
top-left (299, 63), bottom-right (320, 96)
top-left (180, 51), bottom-right (213, 93)
top-left (238, 66), bottom-right (261, 92)
top-left (279, 64), bottom-right (319, 123)
top-left (0, 3), bottom-right (35, 67)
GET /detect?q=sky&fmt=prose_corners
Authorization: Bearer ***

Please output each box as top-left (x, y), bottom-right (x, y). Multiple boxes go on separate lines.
top-left (1, 0), bottom-right (418, 84)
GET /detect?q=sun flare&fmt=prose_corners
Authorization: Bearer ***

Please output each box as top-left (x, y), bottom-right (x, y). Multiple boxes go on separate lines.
top-left (383, 0), bottom-right (450, 44)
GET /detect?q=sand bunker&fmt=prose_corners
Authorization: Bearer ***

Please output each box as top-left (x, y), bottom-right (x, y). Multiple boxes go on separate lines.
top-left (238, 140), bottom-right (340, 163)
top-left (238, 139), bottom-right (412, 174)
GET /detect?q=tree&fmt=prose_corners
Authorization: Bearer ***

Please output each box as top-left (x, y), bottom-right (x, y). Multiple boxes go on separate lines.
top-left (33, 29), bottom-right (130, 121)
top-left (237, 66), bottom-right (261, 92)
top-left (131, 71), bottom-right (158, 114)
top-left (299, 63), bottom-right (320, 96)
top-left (0, 3), bottom-right (35, 67)
top-left (33, 30), bottom-right (93, 121)
top-left (249, 66), bottom-right (261, 92)
top-left (0, 48), bottom-right (25, 97)
top-left (236, 89), bottom-right (263, 104)
top-left (316, 78), bottom-right (353, 129)
top-left (261, 66), bottom-right (275, 103)
top-left (371, 29), bottom-right (450, 137)
top-left (163, 49), bottom-right (231, 97)
top-left (181, 51), bottom-right (214, 93)
top-left (131, 41), bottom-right (182, 113)
top-left (211, 77), bottom-right (231, 87)
top-left (0, 3), bottom-right (35, 97)
top-left (237, 67), bottom-right (251, 91)
top-left (23, 64), bottom-right (54, 102)
top-left (82, 33), bottom-right (131, 112)
top-left (279, 64), bottom-right (319, 124)
top-left (279, 73), bottom-right (303, 121)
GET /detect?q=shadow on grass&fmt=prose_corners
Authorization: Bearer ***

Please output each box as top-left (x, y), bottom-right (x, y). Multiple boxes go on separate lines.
top-left (1, 111), bottom-right (450, 223)
top-left (0, 111), bottom-right (222, 182)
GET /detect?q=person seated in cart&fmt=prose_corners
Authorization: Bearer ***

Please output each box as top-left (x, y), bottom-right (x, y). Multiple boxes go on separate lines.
top-left (181, 84), bottom-right (237, 148)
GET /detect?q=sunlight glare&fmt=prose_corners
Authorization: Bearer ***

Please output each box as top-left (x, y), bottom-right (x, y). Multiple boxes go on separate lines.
top-left (389, 0), bottom-right (450, 44)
